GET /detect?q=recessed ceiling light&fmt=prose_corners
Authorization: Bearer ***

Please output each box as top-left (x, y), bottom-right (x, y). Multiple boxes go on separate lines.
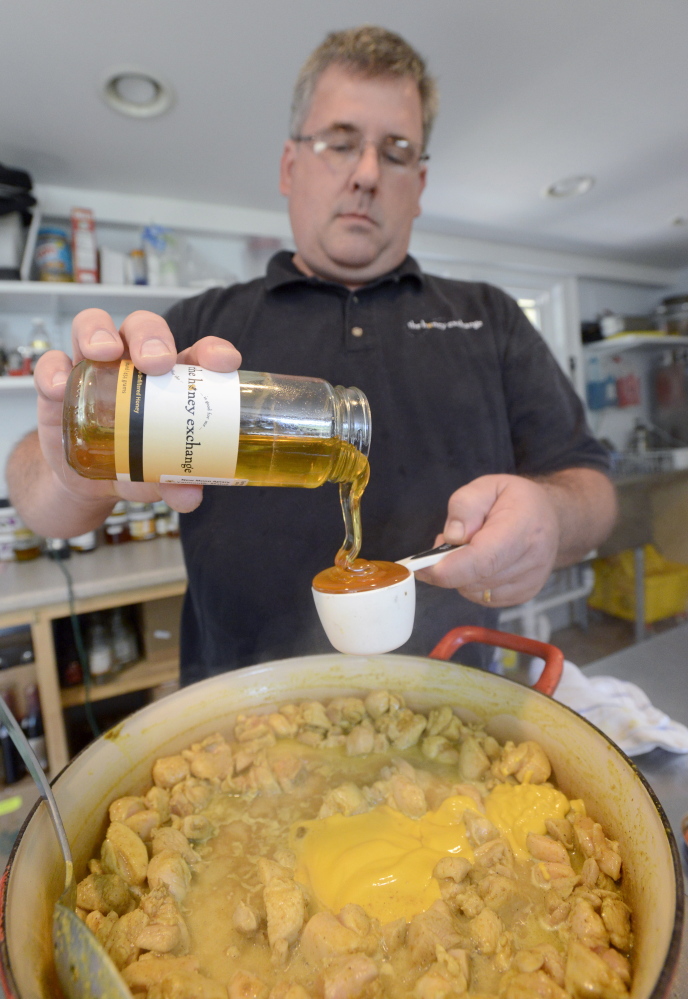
top-left (543, 175), bottom-right (595, 199)
top-left (101, 68), bottom-right (174, 118)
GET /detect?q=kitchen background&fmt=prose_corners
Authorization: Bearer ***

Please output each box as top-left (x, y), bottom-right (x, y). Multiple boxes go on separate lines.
top-left (1, 0), bottom-right (688, 806)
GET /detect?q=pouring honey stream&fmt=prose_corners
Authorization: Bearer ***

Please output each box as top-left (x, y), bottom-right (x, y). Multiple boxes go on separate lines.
top-left (312, 441), bottom-right (410, 594)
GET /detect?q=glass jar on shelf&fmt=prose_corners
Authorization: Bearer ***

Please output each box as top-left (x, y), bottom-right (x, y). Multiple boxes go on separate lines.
top-left (104, 500), bottom-right (130, 545)
top-left (127, 502), bottom-right (156, 542)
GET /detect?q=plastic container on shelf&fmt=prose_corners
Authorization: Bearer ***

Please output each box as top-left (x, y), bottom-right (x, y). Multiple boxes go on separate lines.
top-left (34, 226), bottom-right (73, 282)
top-left (588, 543), bottom-right (688, 623)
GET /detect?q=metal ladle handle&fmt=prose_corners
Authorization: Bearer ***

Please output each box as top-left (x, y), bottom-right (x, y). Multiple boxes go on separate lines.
top-left (0, 697), bottom-right (73, 890)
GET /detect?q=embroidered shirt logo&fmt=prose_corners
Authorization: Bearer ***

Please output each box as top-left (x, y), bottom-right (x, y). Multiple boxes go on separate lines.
top-left (407, 318), bottom-right (483, 332)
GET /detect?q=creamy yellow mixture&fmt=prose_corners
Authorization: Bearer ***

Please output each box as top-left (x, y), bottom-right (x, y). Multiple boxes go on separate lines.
top-left (75, 693), bottom-right (633, 999)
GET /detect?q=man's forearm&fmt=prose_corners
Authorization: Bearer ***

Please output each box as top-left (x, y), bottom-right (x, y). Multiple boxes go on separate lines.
top-left (536, 467), bottom-right (617, 567)
top-left (7, 430), bottom-right (116, 539)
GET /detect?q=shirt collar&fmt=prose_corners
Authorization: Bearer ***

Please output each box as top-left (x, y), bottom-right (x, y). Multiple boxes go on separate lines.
top-left (265, 250), bottom-right (425, 292)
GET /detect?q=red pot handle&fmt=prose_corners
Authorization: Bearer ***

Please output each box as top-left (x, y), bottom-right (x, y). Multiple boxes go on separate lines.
top-left (428, 625), bottom-right (564, 696)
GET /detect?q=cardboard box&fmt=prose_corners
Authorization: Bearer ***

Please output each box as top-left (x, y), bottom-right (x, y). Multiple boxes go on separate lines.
top-left (141, 595), bottom-right (184, 662)
top-left (71, 207), bottom-right (98, 283)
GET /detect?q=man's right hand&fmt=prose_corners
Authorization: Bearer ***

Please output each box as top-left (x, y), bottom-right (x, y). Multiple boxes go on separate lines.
top-left (12, 308), bottom-right (241, 537)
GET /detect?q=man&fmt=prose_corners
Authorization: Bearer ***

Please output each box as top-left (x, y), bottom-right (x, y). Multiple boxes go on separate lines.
top-left (8, 27), bottom-right (616, 682)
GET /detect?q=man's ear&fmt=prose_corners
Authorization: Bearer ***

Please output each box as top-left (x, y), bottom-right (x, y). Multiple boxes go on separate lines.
top-left (279, 140), bottom-right (296, 197)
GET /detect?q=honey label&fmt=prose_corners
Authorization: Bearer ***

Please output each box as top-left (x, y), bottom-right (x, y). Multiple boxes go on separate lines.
top-left (114, 361), bottom-right (244, 483)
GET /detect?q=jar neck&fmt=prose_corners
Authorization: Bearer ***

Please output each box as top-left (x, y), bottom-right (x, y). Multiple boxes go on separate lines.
top-left (332, 385), bottom-right (371, 457)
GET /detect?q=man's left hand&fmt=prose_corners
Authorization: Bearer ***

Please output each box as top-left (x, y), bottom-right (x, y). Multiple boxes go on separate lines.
top-left (415, 471), bottom-right (616, 607)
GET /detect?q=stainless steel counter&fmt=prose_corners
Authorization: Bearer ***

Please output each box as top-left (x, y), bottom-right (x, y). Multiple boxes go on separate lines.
top-left (584, 625), bottom-right (688, 997)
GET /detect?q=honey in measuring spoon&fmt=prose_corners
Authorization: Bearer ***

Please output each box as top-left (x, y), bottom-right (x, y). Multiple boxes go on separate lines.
top-left (312, 446), bottom-right (411, 595)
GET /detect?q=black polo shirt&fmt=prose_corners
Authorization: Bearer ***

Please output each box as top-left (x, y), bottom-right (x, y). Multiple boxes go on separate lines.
top-left (166, 252), bottom-right (609, 683)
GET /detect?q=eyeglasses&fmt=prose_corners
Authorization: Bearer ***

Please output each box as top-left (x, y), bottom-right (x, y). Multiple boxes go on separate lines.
top-left (293, 126), bottom-right (429, 172)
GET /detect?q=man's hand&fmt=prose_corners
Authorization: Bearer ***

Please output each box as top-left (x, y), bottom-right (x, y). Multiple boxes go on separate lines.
top-left (415, 470), bottom-right (616, 607)
top-left (10, 308), bottom-right (241, 538)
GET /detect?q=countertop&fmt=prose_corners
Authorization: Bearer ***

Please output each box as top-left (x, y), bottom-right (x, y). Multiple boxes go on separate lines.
top-left (0, 537), bottom-right (186, 616)
top-left (584, 625), bottom-right (688, 997)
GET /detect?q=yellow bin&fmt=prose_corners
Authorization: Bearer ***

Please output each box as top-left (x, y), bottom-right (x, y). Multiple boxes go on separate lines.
top-left (588, 544), bottom-right (688, 623)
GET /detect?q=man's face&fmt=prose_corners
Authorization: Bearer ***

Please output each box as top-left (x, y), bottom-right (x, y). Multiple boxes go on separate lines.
top-left (280, 64), bottom-right (427, 287)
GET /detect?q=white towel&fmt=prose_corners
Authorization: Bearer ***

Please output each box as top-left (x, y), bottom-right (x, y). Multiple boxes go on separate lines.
top-left (547, 660), bottom-right (688, 757)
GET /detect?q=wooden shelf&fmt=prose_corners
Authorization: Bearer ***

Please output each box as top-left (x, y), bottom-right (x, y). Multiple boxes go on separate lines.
top-left (60, 655), bottom-right (179, 707)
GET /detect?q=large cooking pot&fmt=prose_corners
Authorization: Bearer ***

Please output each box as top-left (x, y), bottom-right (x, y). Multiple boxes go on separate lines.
top-left (1, 648), bottom-right (683, 999)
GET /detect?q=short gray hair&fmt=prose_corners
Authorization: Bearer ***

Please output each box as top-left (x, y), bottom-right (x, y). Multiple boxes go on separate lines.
top-left (290, 26), bottom-right (439, 150)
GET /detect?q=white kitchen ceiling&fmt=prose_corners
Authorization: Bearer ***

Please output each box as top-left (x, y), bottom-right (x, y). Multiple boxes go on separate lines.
top-left (2, 0), bottom-right (688, 268)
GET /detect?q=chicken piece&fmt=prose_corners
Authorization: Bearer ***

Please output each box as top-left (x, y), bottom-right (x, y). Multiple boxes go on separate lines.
top-left (152, 826), bottom-right (201, 865)
top-left (146, 785), bottom-right (171, 821)
top-left (86, 909), bottom-right (119, 947)
top-left (139, 885), bottom-right (190, 955)
top-left (326, 697), bottom-right (367, 730)
top-left (123, 955), bottom-right (200, 991)
top-left (148, 970), bottom-right (229, 999)
top-left (233, 901), bottom-right (260, 935)
top-left (526, 833), bottom-right (570, 865)
top-left (101, 821), bottom-right (149, 886)
top-left (420, 736), bottom-right (459, 765)
top-left (572, 817), bottom-right (622, 881)
top-left (265, 711), bottom-right (299, 739)
top-left (569, 898), bottom-right (610, 951)
top-left (338, 904), bottom-right (371, 938)
top-left (258, 858), bottom-right (293, 883)
top-left (513, 944), bottom-right (565, 986)
top-left (153, 755), bottom-right (191, 789)
top-left (463, 809), bottom-right (498, 847)
top-left (300, 912), bottom-right (367, 965)
top-left (319, 782), bottom-right (369, 819)
top-left (425, 705), bottom-right (455, 738)
top-left (170, 777), bottom-right (214, 817)
top-left (184, 734), bottom-right (234, 781)
top-left (445, 887), bottom-right (484, 919)
top-left (503, 971), bottom-right (568, 999)
top-left (376, 708), bottom-right (427, 750)
top-left (148, 850), bottom-right (192, 902)
top-left (381, 918), bottom-right (407, 955)
top-left (407, 901), bottom-right (462, 966)
top-left (477, 873), bottom-right (517, 910)
top-left (415, 944), bottom-right (471, 998)
top-left (364, 690), bottom-right (403, 720)
top-left (468, 907), bottom-right (503, 956)
top-left (228, 970), bottom-right (269, 999)
top-left (181, 815), bottom-right (214, 842)
top-left (76, 872), bottom-right (133, 915)
top-left (300, 701), bottom-right (333, 731)
top-left (126, 809), bottom-right (162, 841)
top-left (271, 754), bottom-right (308, 793)
top-left (448, 783), bottom-right (484, 811)
top-left (599, 949), bottom-right (631, 987)
top-left (531, 862), bottom-right (577, 892)
top-left (545, 818), bottom-right (574, 851)
top-left (565, 939), bottom-right (629, 998)
top-left (492, 740), bottom-right (551, 784)
top-left (457, 737), bottom-right (490, 780)
top-left (263, 873), bottom-right (306, 963)
top-left (346, 723), bottom-right (375, 756)
top-left (388, 773), bottom-right (427, 818)
top-left (433, 856), bottom-right (472, 884)
top-left (323, 954), bottom-right (378, 999)
top-left (234, 713), bottom-right (273, 741)
top-left (109, 796), bottom-right (147, 824)
top-left (580, 858), bottom-right (600, 888)
top-left (600, 897), bottom-right (632, 952)
top-left (106, 908), bottom-right (150, 969)
top-left (473, 837), bottom-right (513, 871)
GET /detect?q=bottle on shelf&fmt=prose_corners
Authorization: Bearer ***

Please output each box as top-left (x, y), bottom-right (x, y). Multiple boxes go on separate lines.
top-left (0, 689), bottom-right (26, 784)
top-left (20, 683), bottom-right (47, 771)
top-left (110, 607), bottom-right (139, 669)
top-left (127, 502), bottom-right (157, 542)
top-left (86, 612), bottom-right (116, 684)
top-left (153, 500), bottom-right (179, 537)
top-left (104, 500), bottom-right (130, 545)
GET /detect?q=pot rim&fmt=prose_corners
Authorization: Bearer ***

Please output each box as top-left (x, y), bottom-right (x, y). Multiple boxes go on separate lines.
top-left (0, 654), bottom-right (684, 999)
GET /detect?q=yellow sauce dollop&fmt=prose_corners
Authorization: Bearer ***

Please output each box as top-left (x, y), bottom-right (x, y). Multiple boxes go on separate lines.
top-left (291, 785), bottom-right (572, 923)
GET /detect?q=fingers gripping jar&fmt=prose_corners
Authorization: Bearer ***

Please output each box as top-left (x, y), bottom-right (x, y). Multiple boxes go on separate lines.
top-left (62, 360), bottom-right (371, 490)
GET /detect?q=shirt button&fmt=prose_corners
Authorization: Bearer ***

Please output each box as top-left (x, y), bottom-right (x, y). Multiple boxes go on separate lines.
top-left (351, 326), bottom-right (364, 338)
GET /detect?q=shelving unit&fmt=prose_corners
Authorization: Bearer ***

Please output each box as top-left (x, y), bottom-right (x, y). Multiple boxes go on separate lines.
top-left (0, 539), bottom-right (186, 774)
top-left (0, 279), bottom-right (199, 315)
top-left (584, 333), bottom-right (688, 356)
